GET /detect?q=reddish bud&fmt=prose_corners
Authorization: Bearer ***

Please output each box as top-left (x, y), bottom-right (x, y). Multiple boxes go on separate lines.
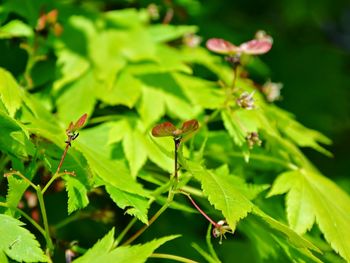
top-left (46, 9), bottom-right (58, 24)
top-left (74, 113), bottom-right (88, 130)
top-left (36, 14), bottom-right (47, 31)
top-left (53, 23), bottom-right (63, 37)
top-left (66, 114), bottom-right (88, 135)
top-left (152, 122), bottom-right (177, 137)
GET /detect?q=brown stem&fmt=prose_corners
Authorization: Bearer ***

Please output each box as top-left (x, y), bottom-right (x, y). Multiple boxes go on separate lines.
top-left (162, 8), bottom-right (174, 24)
top-left (56, 140), bottom-right (71, 174)
top-left (174, 138), bottom-right (181, 180)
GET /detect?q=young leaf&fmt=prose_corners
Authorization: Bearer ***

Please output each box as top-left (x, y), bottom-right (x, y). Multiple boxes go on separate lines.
top-left (268, 169), bottom-right (350, 262)
top-left (106, 185), bottom-right (149, 224)
top-left (0, 214), bottom-right (47, 262)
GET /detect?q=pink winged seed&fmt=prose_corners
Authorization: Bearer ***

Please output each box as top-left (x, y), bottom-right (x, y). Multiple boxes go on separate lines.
top-left (206, 38), bottom-right (239, 54)
top-left (238, 38), bottom-right (272, 55)
top-left (152, 122), bottom-right (177, 137)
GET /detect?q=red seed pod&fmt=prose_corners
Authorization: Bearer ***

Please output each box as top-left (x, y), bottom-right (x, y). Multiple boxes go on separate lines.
top-left (152, 120), bottom-right (199, 138)
top-left (152, 122), bottom-right (177, 137)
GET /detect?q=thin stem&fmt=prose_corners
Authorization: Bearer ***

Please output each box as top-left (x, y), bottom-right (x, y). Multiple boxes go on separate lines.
top-left (150, 253), bottom-right (199, 263)
top-left (174, 138), bottom-right (181, 180)
top-left (0, 202), bottom-right (46, 237)
top-left (206, 224), bottom-right (220, 262)
top-left (228, 151), bottom-right (298, 170)
top-left (4, 170), bottom-right (37, 190)
top-left (182, 191), bottom-right (217, 227)
top-left (42, 171), bottom-right (75, 195)
top-left (122, 202), bottom-right (170, 246)
top-left (36, 186), bottom-right (54, 252)
top-left (231, 63), bottom-right (239, 91)
top-left (114, 217), bottom-right (137, 247)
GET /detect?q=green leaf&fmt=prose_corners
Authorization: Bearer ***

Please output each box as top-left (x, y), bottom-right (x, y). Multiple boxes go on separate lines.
top-left (54, 49), bottom-right (90, 92)
top-left (137, 72), bottom-right (199, 120)
top-left (221, 110), bottom-right (246, 146)
top-left (0, 214), bottom-right (47, 262)
top-left (0, 20), bottom-right (33, 38)
top-left (252, 209), bottom-right (322, 262)
top-left (241, 214), bottom-right (321, 262)
top-left (64, 176), bottom-right (89, 214)
top-left (173, 73), bottom-right (225, 109)
top-left (98, 70), bottom-right (142, 108)
top-left (56, 71), bottom-right (96, 124)
top-left (0, 251), bottom-right (8, 263)
top-left (96, 235), bottom-right (179, 263)
top-left (267, 106), bottom-right (332, 156)
top-left (148, 24), bottom-right (198, 43)
top-left (75, 123), bottom-right (149, 197)
top-left (137, 85), bottom-right (166, 128)
top-left (106, 184), bottom-right (149, 224)
top-left (0, 111), bottom-right (35, 158)
top-left (189, 162), bottom-right (255, 231)
top-left (73, 228), bottom-right (115, 263)
top-left (268, 169), bottom-right (350, 262)
top-left (104, 8), bottom-right (149, 28)
top-left (0, 67), bottom-right (22, 117)
top-left (74, 230), bottom-right (178, 263)
top-left (123, 129), bottom-right (148, 178)
top-left (5, 176), bottom-right (29, 216)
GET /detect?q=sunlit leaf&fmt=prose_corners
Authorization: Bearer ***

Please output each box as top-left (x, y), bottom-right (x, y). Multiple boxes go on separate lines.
top-left (106, 185), bottom-right (149, 224)
top-left (268, 169), bottom-right (350, 262)
top-left (0, 68), bottom-right (22, 117)
top-left (0, 214), bottom-right (47, 262)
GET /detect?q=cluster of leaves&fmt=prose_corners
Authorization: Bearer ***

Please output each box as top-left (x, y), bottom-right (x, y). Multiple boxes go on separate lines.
top-left (0, 0), bottom-right (349, 262)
